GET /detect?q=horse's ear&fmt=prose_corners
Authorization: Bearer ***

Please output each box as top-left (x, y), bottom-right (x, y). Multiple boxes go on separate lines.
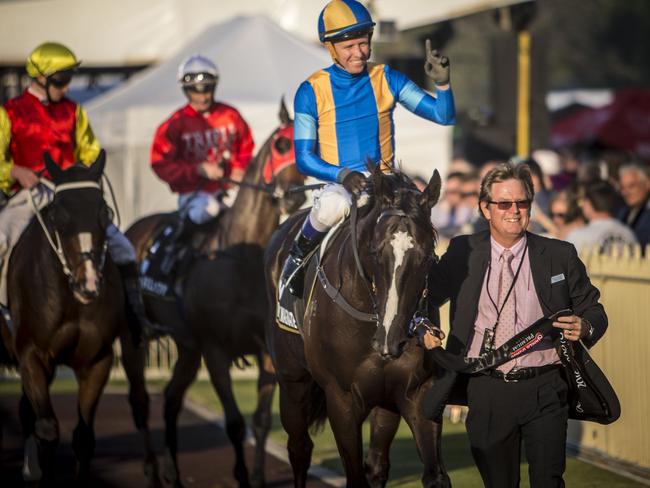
top-left (44, 151), bottom-right (63, 184)
top-left (420, 169), bottom-right (442, 210)
top-left (87, 149), bottom-right (106, 182)
top-left (278, 96), bottom-right (291, 127)
top-left (369, 160), bottom-right (390, 204)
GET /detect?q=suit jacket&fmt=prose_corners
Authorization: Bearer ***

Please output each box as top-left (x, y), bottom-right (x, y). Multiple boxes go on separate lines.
top-left (427, 230), bottom-right (608, 407)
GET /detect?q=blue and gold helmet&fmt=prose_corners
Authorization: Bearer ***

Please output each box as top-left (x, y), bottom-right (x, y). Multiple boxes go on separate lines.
top-left (318, 0), bottom-right (375, 43)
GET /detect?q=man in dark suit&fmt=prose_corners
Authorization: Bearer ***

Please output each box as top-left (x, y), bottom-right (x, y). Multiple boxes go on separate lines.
top-left (423, 162), bottom-right (607, 487)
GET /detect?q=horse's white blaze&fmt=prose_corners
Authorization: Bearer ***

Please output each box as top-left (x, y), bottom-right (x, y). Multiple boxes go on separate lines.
top-left (78, 232), bottom-right (98, 293)
top-left (382, 230), bottom-right (414, 354)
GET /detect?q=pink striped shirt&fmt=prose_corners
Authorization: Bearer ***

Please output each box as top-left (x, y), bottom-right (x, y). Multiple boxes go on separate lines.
top-left (466, 235), bottom-right (560, 367)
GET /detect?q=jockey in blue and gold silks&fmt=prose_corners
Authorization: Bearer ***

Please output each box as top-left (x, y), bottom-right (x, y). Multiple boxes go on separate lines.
top-left (281, 0), bottom-right (456, 296)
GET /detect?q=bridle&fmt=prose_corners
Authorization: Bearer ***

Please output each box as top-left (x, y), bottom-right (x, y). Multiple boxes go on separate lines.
top-left (27, 179), bottom-right (108, 285)
top-left (317, 196), bottom-right (434, 324)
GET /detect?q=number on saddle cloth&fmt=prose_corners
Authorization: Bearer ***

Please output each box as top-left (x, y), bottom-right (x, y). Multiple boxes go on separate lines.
top-left (139, 217), bottom-right (186, 298)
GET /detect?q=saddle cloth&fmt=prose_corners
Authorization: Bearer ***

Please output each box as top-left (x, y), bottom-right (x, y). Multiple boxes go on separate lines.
top-left (276, 220), bottom-right (345, 334)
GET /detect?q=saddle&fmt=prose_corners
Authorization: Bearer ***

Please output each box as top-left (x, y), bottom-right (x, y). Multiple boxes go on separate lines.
top-left (139, 213), bottom-right (219, 299)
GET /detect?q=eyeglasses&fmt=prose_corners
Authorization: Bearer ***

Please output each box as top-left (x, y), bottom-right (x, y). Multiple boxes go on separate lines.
top-left (48, 69), bottom-right (74, 88)
top-left (550, 212), bottom-right (567, 219)
top-left (461, 191), bottom-right (479, 198)
top-left (487, 200), bottom-right (531, 210)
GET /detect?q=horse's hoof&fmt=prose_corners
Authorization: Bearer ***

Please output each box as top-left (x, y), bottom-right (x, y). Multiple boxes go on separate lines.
top-left (162, 449), bottom-right (182, 487)
top-left (22, 436), bottom-right (42, 482)
top-left (144, 457), bottom-right (163, 488)
top-left (250, 471), bottom-right (265, 488)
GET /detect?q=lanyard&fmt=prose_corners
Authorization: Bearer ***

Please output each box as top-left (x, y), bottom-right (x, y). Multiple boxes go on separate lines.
top-left (485, 242), bottom-right (528, 330)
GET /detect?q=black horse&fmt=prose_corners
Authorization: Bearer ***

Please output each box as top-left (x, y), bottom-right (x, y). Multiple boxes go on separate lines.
top-left (0, 151), bottom-right (127, 482)
top-left (265, 165), bottom-right (450, 487)
top-left (122, 101), bottom-right (306, 487)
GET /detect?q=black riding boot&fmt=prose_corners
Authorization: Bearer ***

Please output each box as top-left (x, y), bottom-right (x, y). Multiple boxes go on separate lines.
top-left (118, 262), bottom-right (156, 346)
top-left (280, 232), bottom-right (322, 297)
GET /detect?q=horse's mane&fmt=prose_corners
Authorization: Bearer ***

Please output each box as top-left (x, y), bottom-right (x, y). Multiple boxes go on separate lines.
top-left (362, 169), bottom-right (437, 244)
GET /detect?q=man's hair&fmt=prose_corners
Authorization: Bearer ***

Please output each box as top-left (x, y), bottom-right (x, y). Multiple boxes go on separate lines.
top-left (479, 162), bottom-right (535, 204)
top-left (584, 181), bottom-right (621, 215)
top-left (619, 163), bottom-right (650, 183)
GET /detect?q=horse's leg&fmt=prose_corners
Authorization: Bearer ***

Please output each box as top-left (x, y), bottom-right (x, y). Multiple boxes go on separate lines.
top-left (73, 352), bottom-right (113, 481)
top-left (202, 345), bottom-right (251, 488)
top-left (401, 399), bottom-right (451, 488)
top-left (326, 392), bottom-right (369, 487)
top-left (278, 378), bottom-right (318, 488)
top-left (18, 349), bottom-right (58, 482)
top-left (365, 407), bottom-right (401, 488)
top-left (250, 351), bottom-right (276, 488)
top-left (162, 342), bottom-right (201, 488)
top-left (119, 331), bottom-right (161, 487)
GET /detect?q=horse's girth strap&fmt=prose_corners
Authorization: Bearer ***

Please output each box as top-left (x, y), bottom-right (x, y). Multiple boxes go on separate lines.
top-left (316, 265), bottom-right (378, 323)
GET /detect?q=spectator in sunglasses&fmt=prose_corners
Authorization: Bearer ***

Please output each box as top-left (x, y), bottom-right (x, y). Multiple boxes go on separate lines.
top-left (150, 54), bottom-right (254, 237)
top-left (547, 188), bottom-right (586, 240)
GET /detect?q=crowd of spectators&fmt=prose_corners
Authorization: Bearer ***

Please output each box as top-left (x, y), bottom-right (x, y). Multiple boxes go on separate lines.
top-left (431, 148), bottom-right (650, 255)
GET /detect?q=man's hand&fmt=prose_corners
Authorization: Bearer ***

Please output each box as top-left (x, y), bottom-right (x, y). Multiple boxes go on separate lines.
top-left (342, 171), bottom-right (366, 196)
top-left (423, 329), bottom-right (445, 349)
top-left (10, 165), bottom-right (39, 189)
top-left (553, 314), bottom-right (589, 342)
top-left (197, 162), bottom-right (224, 180)
top-left (424, 39), bottom-right (450, 86)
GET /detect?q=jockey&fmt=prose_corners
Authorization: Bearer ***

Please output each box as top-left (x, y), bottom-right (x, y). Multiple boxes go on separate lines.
top-left (280, 0), bottom-right (456, 296)
top-left (150, 54), bottom-right (254, 237)
top-left (0, 42), bottom-right (153, 342)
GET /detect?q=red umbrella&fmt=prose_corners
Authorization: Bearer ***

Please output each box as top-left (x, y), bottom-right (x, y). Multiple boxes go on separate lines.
top-left (551, 89), bottom-right (650, 158)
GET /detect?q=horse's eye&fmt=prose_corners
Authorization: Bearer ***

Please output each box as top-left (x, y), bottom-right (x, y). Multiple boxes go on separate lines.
top-left (274, 137), bottom-right (292, 155)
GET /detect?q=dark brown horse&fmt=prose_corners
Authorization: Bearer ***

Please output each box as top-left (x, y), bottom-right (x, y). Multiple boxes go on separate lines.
top-left (0, 151), bottom-right (126, 482)
top-left (121, 101), bottom-right (306, 487)
top-left (265, 166), bottom-right (451, 487)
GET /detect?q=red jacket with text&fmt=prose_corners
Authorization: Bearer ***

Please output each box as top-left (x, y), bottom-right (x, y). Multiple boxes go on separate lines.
top-left (150, 102), bottom-right (254, 194)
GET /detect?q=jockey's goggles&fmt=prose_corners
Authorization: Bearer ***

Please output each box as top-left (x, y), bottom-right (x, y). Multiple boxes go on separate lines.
top-left (180, 72), bottom-right (218, 86)
top-left (48, 69), bottom-right (75, 88)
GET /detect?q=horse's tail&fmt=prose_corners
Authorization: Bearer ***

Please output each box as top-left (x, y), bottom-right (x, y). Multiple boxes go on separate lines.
top-left (307, 380), bottom-right (328, 434)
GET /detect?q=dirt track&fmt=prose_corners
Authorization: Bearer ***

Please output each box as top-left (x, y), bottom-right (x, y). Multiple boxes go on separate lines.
top-left (0, 389), bottom-right (337, 487)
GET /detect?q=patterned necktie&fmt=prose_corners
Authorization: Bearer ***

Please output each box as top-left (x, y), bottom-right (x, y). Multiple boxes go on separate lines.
top-left (495, 250), bottom-right (516, 373)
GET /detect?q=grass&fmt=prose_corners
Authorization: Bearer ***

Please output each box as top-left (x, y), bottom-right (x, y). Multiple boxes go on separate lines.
top-left (0, 372), bottom-right (643, 487)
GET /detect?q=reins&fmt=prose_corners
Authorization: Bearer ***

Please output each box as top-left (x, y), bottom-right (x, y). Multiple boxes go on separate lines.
top-left (218, 177), bottom-right (323, 198)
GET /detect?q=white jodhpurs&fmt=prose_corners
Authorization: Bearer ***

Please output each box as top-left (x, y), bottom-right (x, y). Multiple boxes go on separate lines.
top-left (0, 185), bottom-right (136, 306)
top-left (178, 191), bottom-right (226, 225)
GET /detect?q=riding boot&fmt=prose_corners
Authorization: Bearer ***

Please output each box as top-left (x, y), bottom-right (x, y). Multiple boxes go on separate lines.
top-left (160, 216), bottom-right (199, 275)
top-left (118, 262), bottom-right (158, 346)
top-left (280, 231), bottom-right (322, 297)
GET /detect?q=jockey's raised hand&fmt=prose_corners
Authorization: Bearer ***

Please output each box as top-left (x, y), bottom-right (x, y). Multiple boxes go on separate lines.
top-left (424, 39), bottom-right (450, 87)
top-left (197, 161), bottom-right (224, 180)
top-left (341, 170), bottom-right (366, 196)
top-left (10, 165), bottom-right (39, 189)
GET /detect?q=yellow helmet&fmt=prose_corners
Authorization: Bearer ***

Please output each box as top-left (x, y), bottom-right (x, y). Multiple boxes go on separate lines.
top-left (26, 42), bottom-right (80, 78)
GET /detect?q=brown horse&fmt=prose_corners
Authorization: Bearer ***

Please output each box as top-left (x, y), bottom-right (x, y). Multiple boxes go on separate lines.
top-left (265, 166), bottom-right (451, 487)
top-left (121, 101), bottom-right (306, 487)
top-left (0, 151), bottom-right (127, 483)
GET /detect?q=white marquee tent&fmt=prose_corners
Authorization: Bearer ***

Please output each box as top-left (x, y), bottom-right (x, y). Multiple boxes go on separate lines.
top-left (86, 15), bottom-right (453, 226)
